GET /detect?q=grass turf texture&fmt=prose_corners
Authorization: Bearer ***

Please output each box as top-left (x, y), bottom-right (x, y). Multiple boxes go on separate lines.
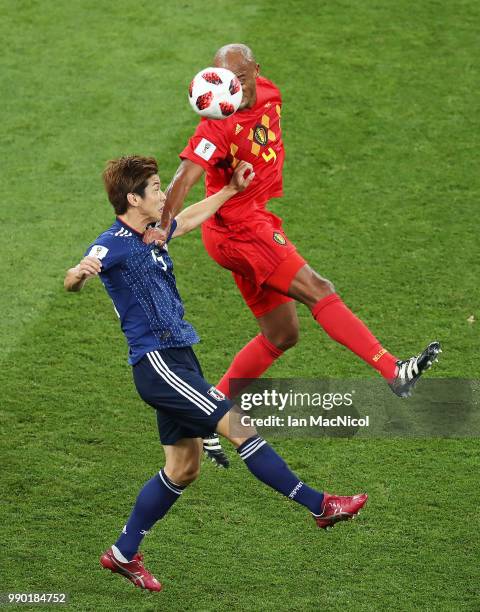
top-left (1, 0), bottom-right (479, 609)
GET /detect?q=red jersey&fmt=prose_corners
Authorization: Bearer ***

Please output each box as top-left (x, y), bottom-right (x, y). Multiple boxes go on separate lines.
top-left (180, 76), bottom-right (285, 226)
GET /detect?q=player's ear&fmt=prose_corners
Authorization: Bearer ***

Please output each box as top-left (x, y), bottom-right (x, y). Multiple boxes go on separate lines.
top-left (255, 63), bottom-right (260, 77)
top-left (127, 192), bottom-right (139, 207)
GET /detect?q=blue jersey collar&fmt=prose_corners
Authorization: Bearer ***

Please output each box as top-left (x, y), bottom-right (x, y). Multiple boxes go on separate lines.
top-left (116, 217), bottom-right (145, 238)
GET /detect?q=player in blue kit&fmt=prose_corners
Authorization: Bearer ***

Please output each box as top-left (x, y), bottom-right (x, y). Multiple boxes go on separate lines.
top-left (64, 155), bottom-right (367, 593)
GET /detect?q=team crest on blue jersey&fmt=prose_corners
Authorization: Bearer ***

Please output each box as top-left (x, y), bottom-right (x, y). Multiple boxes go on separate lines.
top-left (207, 386), bottom-right (226, 401)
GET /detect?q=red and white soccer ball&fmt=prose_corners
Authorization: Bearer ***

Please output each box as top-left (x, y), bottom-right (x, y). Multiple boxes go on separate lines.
top-left (188, 67), bottom-right (242, 120)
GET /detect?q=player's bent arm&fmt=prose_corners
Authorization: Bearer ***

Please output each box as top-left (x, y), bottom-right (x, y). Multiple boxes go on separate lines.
top-left (172, 161), bottom-right (254, 238)
top-left (64, 256), bottom-right (102, 292)
top-left (160, 159), bottom-right (205, 230)
top-left (171, 186), bottom-right (236, 238)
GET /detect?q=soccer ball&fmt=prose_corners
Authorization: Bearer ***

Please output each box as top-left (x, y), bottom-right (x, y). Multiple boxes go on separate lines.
top-left (188, 67), bottom-right (242, 120)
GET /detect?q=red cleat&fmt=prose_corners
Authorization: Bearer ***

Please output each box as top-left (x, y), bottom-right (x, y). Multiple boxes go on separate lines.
top-left (313, 492), bottom-right (368, 529)
top-left (100, 548), bottom-right (162, 592)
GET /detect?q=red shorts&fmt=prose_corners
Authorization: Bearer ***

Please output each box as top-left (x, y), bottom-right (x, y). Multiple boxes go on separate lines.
top-left (202, 212), bottom-right (306, 317)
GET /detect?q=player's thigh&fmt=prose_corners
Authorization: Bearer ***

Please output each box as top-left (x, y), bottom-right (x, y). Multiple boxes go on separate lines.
top-left (216, 404), bottom-right (257, 448)
top-left (234, 271), bottom-right (293, 319)
top-left (134, 348), bottom-right (232, 442)
top-left (163, 437), bottom-right (203, 484)
top-left (204, 219), bottom-right (301, 289)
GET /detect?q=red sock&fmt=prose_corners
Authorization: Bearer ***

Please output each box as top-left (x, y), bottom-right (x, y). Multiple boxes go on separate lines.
top-left (311, 293), bottom-right (398, 379)
top-left (217, 334), bottom-right (284, 397)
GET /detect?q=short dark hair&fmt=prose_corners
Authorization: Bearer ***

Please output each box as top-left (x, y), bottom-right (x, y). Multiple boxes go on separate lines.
top-left (102, 155), bottom-right (158, 215)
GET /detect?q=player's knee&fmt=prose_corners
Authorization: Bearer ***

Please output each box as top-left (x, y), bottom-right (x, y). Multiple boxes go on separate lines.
top-left (166, 461), bottom-right (201, 486)
top-left (181, 464), bottom-right (201, 485)
top-left (290, 265), bottom-right (335, 307)
top-left (229, 426), bottom-right (259, 449)
top-left (216, 408), bottom-right (258, 446)
top-left (309, 269), bottom-right (335, 299)
top-left (272, 327), bottom-right (299, 351)
top-left (263, 320), bottom-right (299, 352)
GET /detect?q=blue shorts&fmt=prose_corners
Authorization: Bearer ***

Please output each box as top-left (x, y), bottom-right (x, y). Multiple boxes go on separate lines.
top-left (132, 347), bottom-right (233, 445)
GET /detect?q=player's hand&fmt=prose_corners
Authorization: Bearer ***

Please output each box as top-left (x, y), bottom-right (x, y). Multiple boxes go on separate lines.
top-left (230, 161), bottom-right (255, 192)
top-left (143, 226), bottom-right (168, 248)
top-left (76, 256), bottom-right (102, 279)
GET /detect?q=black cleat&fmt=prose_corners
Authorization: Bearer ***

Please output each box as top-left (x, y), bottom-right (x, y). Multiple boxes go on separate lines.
top-left (203, 435), bottom-right (229, 468)
top-left (388, 341), bottom-right (442, 398)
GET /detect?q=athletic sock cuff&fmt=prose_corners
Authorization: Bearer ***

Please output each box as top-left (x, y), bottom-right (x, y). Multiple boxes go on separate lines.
top-left (158, 469), bottom-right (186, 495)
top-left (258, 334), bottom-right (284, 358)
top-left (236, 435), bottom-right (267, 460)
top-left (311, 293), bottom-right (341, 318)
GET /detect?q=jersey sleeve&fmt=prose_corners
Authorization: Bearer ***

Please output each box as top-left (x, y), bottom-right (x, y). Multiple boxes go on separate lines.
top-left (179, 119), bottom-right (229, 170)
top-left (84, 234), bottom-right (130, 272)
top-left (167, 219), bottom-right (177, 243)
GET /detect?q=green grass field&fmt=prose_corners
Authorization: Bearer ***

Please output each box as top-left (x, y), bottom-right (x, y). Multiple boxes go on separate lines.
top-left (1, 0), bottom-right (479, 610)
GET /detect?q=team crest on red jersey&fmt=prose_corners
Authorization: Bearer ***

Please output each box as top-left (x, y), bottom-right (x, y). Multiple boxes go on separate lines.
top-left (253, 125), bottom-right (268, 146)
top-left (273, 232), bottom-right (286, 245)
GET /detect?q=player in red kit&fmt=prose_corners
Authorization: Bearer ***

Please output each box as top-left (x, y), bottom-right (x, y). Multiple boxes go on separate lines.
top-left (148, 44), bottom-right (440, 460)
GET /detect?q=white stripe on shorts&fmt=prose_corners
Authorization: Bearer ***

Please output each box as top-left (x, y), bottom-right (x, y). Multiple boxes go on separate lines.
top-left (147, 351), bottom-right (216, 415)
top-left (151, 351), bottom-right (218, 414)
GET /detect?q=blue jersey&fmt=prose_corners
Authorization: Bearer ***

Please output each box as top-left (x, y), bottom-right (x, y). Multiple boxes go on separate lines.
top-left (85, 218), bottom-right (199, 365)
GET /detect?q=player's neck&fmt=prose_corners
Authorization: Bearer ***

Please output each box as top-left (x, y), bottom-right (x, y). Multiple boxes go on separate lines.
top-left (118, 211), bottom-right (151, 235)
top-left (244, 92), bottom-right (257, 109)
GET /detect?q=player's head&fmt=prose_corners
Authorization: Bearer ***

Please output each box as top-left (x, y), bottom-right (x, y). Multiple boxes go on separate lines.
top-left (214, 43), bottom-right (259, 109)
top-left (102, 155), bottom-right (166, 222)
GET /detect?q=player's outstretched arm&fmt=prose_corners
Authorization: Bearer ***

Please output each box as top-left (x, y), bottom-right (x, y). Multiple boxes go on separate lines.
top-left (172, 161), bottom-right (254, 238)
top-left (159, 160), bottom-right (205, 232)
top-left (64, 256), bottom-right (102, 292)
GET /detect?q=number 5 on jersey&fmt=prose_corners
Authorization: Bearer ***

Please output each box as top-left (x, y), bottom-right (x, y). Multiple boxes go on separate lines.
top-left (152, 251), bottom-right (168, 271)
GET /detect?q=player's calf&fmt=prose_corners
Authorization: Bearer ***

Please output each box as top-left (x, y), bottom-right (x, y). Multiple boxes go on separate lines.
top-left (217, 409), bottom-right (367, 530)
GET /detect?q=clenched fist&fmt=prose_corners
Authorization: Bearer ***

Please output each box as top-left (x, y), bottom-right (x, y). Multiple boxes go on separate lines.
top-left (76, 256), bottom-right (102, 279)
top-left (143, 226), bottom-right (168, 248)
top-left (229, 160), bottom-right (255, 192)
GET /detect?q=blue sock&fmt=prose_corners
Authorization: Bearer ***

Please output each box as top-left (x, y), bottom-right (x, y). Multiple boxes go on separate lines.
top-left (237, 436), bottom-right (324, 514)
top-left (115, 469), bottom-right (185, 560)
